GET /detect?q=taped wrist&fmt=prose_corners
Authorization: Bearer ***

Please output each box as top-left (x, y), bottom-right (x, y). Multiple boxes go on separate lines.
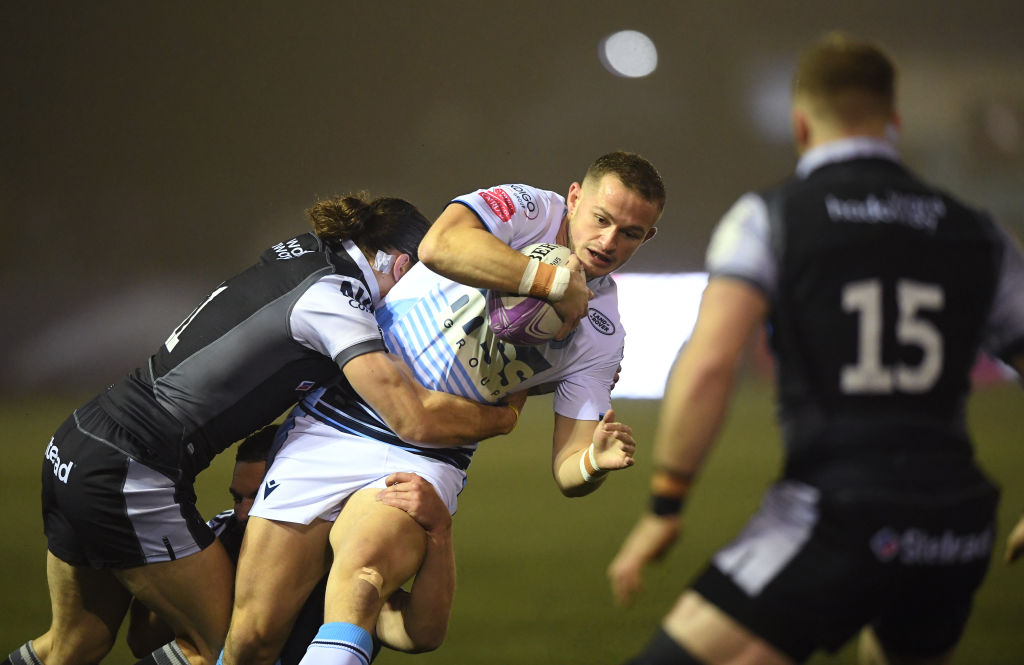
top-left (649, 468), bottom-right (692, 516)
top-left (518, 258), bottom-right (571, 302)
top-left (579, 442), bottom-right (606, 483)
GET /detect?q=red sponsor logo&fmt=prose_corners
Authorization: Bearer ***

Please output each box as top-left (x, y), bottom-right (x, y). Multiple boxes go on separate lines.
top-left (479, 187), bottom-right (516, 222)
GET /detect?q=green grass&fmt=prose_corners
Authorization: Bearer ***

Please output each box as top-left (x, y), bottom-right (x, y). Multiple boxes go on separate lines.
top-left (2, 379), bottom-right (1022, 663)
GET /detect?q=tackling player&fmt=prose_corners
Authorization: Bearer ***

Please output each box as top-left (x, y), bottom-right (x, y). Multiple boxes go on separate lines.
top-left (3, 194), bottom-right (521, 665)
top-left (221, 151), bottom-right (666, 665)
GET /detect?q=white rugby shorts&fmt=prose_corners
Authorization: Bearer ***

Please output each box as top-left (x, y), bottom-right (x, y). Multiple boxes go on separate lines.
top-left (250, 415), bottom-right (468, 525)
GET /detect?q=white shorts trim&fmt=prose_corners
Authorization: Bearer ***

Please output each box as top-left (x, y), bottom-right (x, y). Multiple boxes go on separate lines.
top-left (250, 416), bottom-right (467, 525)
top-left (123, 458), bottom-right (206, 563)
top-left (712, 480), bottom-right (820, 596)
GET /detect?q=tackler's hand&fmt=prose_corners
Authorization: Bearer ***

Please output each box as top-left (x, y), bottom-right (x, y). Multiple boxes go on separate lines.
top-left (377, 472), bottom-right (451, 534)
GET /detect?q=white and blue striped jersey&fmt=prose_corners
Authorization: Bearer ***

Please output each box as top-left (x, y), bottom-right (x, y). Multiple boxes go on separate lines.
top-left (302, 184), bottom-right (625, 469)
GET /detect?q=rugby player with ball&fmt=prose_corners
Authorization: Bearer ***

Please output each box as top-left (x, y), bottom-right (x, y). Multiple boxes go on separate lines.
top-left (222, 151), bottom-right (666, 665)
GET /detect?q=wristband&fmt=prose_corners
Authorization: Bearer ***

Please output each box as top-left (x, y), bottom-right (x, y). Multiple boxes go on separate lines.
top-left (579, 453), bottom-right (594, 483)
top-left (517, 257), bottom-right (540, 296)
top-left (579, 442), bottom-right (605, 483)
top-left (507, 403), bottom-right (520, 430)
top-left (650, 494), bottom-right (685, 516)
top-left (587, 442), bottom-right (601, 473)
top-left (650, 467), bottom-right (692, 498)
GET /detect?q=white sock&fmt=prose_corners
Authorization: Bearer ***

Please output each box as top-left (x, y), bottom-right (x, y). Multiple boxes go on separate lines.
top-left (298, 623), bottom-right (374, 665)
top-left (5, 641), bottom-right (42, 665)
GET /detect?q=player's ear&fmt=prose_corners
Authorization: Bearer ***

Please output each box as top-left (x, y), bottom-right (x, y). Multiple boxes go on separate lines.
top-left (642, 226), bottom-right (658, 244)
top-left (566, 181), bottom-right (583, 214)
top-left (392, 253), bottom-right (411, 281)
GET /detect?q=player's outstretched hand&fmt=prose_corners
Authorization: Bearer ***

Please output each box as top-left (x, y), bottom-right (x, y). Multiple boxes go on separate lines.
top-left (607, 513), bottom-right (681, 606)
top-left (377, 472), bottom-right (451, 534)
top-left (552, 255), bottom-right (593, 340)
top-left (592, 408), bottom-right (636, 471)
top-left (1005, 514), bottom-right (1024, 564)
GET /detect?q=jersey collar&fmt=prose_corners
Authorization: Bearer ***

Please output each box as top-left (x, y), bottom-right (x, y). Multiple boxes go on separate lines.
top-left (795, 137), bottom-right (901, 179)
top-left (342, 239), bottom-right (383, 305)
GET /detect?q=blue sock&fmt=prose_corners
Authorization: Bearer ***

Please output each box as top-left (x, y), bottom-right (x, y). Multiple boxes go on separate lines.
top-left (298, 622), bottom-right (374, 665)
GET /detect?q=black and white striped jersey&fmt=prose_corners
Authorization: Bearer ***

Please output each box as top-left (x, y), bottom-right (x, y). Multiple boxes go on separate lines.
top-left (96, 233), bottom-right (386, 478)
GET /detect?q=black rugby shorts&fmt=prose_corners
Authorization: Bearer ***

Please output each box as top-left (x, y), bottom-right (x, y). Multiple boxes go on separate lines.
top-left (41, 399), bottom-right (215, 569)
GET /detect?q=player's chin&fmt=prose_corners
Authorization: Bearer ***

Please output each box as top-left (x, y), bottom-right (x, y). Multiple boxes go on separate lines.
top-left (581, 260), bottom-right (614, 279)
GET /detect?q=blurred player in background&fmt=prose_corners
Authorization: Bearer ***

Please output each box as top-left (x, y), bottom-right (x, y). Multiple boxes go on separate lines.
top-left (223, 151), bottom-right (665, 665)
top-left (2, 194), bottom-right (520, 665)
top-left (608, 32), bottom-right (1024, 665)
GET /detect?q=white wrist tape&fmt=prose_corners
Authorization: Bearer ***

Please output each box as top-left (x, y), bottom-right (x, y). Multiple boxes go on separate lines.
top-left (579, 451), bottom-right (595, 483)
top-left (588, 442), bottom-right (601, 472)
top-left (517, 257), bottom-right (540, 296)
top-left (547, 266), bottom-right (571, 302)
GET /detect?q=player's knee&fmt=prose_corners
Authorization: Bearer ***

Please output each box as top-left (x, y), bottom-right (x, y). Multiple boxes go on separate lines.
top-left (404, 617), bottom-right (449, 654)
top-left (624, 627), bottom-right (703, 665)
top-left (224, 617), bottom-right (286, 665)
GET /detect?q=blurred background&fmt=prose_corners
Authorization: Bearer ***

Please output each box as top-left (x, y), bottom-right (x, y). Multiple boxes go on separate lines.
top-left (3, 2), bottom-right (1024, 663)
top-left (3, 1), bottom-right (1024, 394)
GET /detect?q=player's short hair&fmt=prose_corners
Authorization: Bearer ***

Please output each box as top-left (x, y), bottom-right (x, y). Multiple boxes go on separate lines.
top-left (793, 31), bottom-right (896, 122)
top-left (583, 151), bottom-right (666, 213)
top-left (307, 192), bottom-right (432, 263)
top-left (236, 425), bottom-right (278, 464)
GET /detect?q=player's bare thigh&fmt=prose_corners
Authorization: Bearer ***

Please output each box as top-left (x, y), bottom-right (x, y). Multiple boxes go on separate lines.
top-left (325, 488), bottom-right (428, 626)
top-left (663, 590), bottom-right (794, 665)
top-left (224, 516), bottom-right (334, 665)
top-left (114, 540), bottom-right (234, 665)
top-left (30, 551), bottom-right (133, 665)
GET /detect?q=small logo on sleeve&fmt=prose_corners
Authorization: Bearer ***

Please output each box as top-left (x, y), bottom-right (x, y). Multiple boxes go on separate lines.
top-left (479, 187), bottom-right (516, 222)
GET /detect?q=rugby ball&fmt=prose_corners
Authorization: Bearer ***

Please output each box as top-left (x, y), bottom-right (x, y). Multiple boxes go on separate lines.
top-left (487, 243), bottom-right (573, 345)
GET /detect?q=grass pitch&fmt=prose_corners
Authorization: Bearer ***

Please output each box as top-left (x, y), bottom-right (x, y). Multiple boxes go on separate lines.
top-left (2, 378), bottom-right (1021, 664)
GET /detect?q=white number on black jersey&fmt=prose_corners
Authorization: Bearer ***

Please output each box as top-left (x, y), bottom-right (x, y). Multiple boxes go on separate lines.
top-left (164, 285), bottom-right (229, 353)
top-left (840, 279), bottom-right (944, 394)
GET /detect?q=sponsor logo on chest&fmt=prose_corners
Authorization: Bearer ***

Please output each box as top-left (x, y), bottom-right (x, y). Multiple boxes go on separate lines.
top-left (588, 308), bottom-right (616, 335)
